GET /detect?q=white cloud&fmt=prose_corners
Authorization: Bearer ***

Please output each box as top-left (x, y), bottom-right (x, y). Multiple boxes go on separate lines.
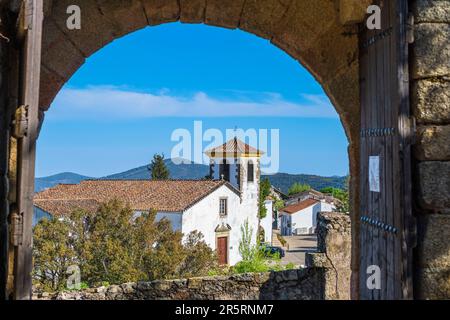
top-left (47, 86), bottom-right (338, 120)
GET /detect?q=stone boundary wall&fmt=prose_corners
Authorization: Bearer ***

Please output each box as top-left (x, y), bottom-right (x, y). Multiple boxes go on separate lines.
top-left (33, 269), bottom-right (326, 300)
top-left (33, 212), bottom-right (352, 300)
top-left (306, 212), bottom-right (352, 300)
top-left (411, 0), bottom-right (450, 299)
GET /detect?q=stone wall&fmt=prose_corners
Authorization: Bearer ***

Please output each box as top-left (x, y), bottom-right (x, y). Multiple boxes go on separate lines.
top-left (411, 0), bottom-right (450, 299)
top-left (306, 212), bottom-right (352, 300)
top-left (33, 269), bottom-right (326, 300)
top-left (33, 212), bottom-right (352, 301)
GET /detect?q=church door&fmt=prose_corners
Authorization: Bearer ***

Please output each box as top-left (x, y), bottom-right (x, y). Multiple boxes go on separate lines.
top-left (217, 237), bottom-right (228, 265)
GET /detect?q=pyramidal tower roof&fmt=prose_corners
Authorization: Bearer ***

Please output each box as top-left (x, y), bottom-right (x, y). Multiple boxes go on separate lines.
top-left (205, 138), bottom-right (264, 158)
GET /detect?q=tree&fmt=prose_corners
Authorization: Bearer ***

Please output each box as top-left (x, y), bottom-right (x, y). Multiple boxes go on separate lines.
top-left (148, 153), bottom-right (170, 180)
top-left (81, 200), bottom-right (144, 285)
top-left (33, 218), bottom-right (77, 291)
top-left (33, 199), bottom-right (217, 291)
top-left (274, 199), bottom-right (285, 211)
top-left (320, 187), bottom-right (350, 214)
top-left (258, 178), bottom-right (271, 219)
top-left (238, 219), bottom-right (255, 262)
top-left (288, 182), bottom-right (311, 195)
top-left (180, 231), bottom-right (218, 278)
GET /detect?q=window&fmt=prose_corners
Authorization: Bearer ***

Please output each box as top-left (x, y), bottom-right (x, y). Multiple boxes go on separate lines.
top-left (247, 161), bottom-right (254, 182)
top-left (219, 198), bottom-right (228, 216)
top-left (219, 160), bottom-right (230, 182)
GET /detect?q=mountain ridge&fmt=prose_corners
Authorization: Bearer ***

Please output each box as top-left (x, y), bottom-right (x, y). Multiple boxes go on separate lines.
top-left (35, 159), bottom-right (347, 193)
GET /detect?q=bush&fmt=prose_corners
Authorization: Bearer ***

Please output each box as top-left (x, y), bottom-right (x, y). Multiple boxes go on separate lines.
top-left (233, 220), bottom-right (293, 274)
top-left (33, 199), bottom-right (217, 291)
top-left (288, 183), bottom-right (311, 196)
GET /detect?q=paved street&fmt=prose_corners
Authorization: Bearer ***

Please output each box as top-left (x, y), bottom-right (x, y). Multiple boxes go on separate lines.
top-left (280, 234), bottom-right (318, 267)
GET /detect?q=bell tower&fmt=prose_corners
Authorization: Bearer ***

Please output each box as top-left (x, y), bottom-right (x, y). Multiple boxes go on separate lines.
top-left (205, 138), bottom-right (263, 203)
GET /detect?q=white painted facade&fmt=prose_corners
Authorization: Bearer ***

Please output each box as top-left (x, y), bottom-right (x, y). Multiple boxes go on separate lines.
top-left (182, 184), bottom-right (257, 265)
top-left (281, 200), bottom-right (335, 236)
top-left (33, 140), bottom-right (266, 266)
top-left (260, 200), bottom-right (273, 244)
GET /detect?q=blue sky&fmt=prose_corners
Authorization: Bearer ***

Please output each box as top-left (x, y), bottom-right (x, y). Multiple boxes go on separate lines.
top-left (36, 22), bottom-right (349, 178)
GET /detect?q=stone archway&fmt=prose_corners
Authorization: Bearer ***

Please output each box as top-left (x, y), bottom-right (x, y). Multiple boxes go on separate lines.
top-left (2, 0), bottom-right (395, 299)
top-left (37, 0), bottom-right (368, 297)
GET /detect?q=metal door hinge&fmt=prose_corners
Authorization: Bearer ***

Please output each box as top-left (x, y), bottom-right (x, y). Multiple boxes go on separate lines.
top-left (13, 105), bottom-right (29, 139)
top-left (11, 211), bottom-right (24, 246)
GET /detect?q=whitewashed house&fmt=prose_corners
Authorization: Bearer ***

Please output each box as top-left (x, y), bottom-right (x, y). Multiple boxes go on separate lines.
top-left (34, 138), bottom-right (272, 266)
top-left (279, 198), bottom-right (335, 236)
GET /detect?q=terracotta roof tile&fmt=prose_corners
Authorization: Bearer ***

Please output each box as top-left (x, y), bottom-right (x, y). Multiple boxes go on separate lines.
top-left (34, 179), bottom-right (233, 215)
top-left (280, 199), bottom-right (320, 214)
top-left (205, 138), bottom-right (264, 157)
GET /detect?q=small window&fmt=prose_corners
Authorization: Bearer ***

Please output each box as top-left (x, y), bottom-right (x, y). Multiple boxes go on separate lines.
top-left (219, 198), bottom-right (228, 216)
top-left (247, 161), bottom-right (254, 182)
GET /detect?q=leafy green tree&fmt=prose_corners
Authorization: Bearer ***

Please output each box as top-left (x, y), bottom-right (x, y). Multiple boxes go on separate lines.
top-left (148, 153), bottom-right (170, 180)
top-left (33, 218), bottom-right (77, 292)
top-left (33, 199), bottom-right (217, 291)
top-left (238, 219), bottom-right (255, 261)
top-left (320, 187), bottom-right (350, 213)
top-left (288, 182), bottom-right (311, 195)
top-left (86, 200), bottom-right (147, 285)
top-left (180, 231), bottom-right (218, 278)
top-left (259, 178), bottom-right (271, 219)
top-left (234, 220), bottom-right (291, 274)
top-left (274, 199), bottom-right (285, 211)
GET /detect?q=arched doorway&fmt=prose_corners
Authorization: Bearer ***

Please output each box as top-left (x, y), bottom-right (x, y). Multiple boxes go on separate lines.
top-left (1, 0), bottom-right (420, 300)
top-left (35, 1), bottom-right (363, 300)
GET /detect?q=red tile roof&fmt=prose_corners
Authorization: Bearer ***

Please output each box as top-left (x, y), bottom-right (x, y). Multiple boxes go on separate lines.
top-left (280, 198), bottom-right (320, 214)
top-left (34, 179), bottom-right (237, 215)
top-left (205, 138), bottom-right (264, 157)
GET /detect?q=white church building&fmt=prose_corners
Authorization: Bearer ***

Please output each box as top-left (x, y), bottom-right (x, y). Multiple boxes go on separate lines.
top-left (34, 138), bottom-right (272, 266)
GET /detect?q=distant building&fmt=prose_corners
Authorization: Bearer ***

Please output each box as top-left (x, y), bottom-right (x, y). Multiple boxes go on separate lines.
top-left (286, 189), bottom-right (341, 208)
top-left (33, 138), bottom-right (272, 266)
top-left (279, 198), bottom-right (335, 236)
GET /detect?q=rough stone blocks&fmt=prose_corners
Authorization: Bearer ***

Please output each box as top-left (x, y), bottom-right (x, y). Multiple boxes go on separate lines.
top-left (180, 0), bottom-right (206, 23)
top-left (415, 125), bottom-right (450, 161)
top-left (141, 0), bottom-right (180, 26)
top-left (412, 23), bottom-right (450, 79)
top-left (204, 0), bottom-right (245, 29)
top-left (413, 79), bottom-right (450, 124)
top-left (417, 161), bottom-right (450, 213)
top-left (415, 214), bottom-right (450, 299)
top-left (413, 0), bottom-right (450, 23)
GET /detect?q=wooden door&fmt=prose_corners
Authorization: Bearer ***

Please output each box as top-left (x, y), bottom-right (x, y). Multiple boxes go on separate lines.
top-left (217, 237), bottom-right (228, 265)
top-left (359, 0), bottom-right (415, 300)
top-left (13, 0), bottom-right (44, 300)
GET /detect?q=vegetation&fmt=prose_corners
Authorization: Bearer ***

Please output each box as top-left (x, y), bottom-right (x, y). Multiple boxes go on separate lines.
top-left (320, 186), bottom-right (350, 213)
top-left (148, 153), bottom-right (170, 180)
top-left (32, 199), bottom-right (216, 292)
top-left (258, 178), bottom-right (271, 219)
top-left (273, 199), bottom-right (285, 211)
top-left (287, 182), bottom-right (311, 195)
top-left (233, 220), bottom-right (293, 274)
top-left (276, 233), bottom-right (288, 248)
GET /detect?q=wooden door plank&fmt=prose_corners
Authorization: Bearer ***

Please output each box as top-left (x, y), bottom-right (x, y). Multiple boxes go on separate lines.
top-left (13, 0), bottom-right (44, 300)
